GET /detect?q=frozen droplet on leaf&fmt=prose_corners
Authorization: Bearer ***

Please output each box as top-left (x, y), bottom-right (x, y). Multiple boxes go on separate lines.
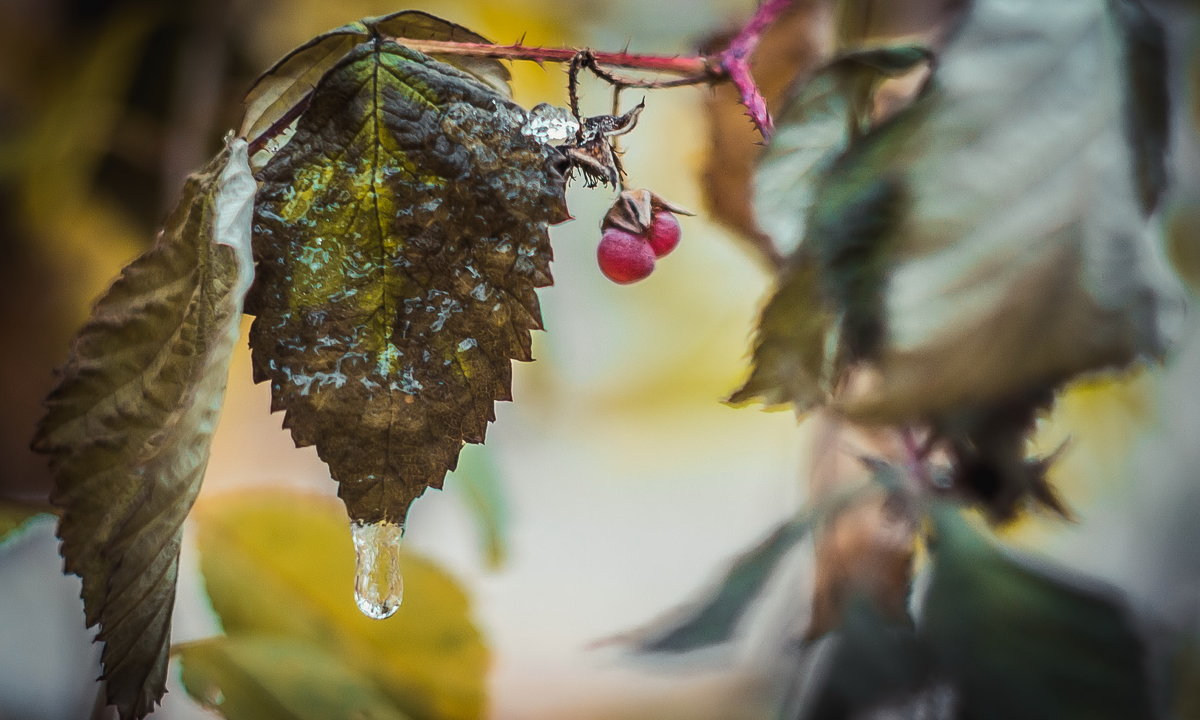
top-left (351, 520), bottom-right (405, 619)
top-left (520, 103), bottom-right (579, 145)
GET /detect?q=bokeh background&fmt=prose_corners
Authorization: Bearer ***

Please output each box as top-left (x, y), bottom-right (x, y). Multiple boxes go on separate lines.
top-left (1, 1), bottom-right (1197, 719)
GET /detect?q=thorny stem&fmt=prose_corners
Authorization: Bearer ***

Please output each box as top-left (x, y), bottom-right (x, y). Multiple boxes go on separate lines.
top-left (727, 0), bottom-right (796, 59)
top-left (391, 0), bottom-right (796, 138)
top-left (568, 51), bottom-right (587, 139)
top-left (248, 2), bottom-right (795, 172)
top-left (719, 0), bottom-right (796, 139)
top-left (245, 41), bottom-right (717, 156)
top-left (392, 38), bottom-right (717, 78)
top-left (248, 96), bottom-right (310, 156)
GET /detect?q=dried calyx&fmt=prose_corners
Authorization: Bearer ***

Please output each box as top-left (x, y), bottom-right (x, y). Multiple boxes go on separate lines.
top-left (597, 189), bottom-right (693, 283)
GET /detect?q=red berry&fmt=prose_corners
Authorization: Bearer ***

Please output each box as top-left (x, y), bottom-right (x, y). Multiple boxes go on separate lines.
top-left (597, 229), bottom-right (655, 284)
top-left (647, 210), bottom-right (681, 258)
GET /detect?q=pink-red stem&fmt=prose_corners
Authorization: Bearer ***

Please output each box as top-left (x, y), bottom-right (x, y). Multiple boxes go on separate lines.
top-left (397, 0), bottom-right (798, 139)
top-left (248, 2), bottom-right (795, 152)
top-left (717, 0), bottom-right (797, 139)
top-left (396, 38), bottom-right (716, 78)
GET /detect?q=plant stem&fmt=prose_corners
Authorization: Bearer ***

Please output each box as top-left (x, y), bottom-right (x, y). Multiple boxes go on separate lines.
top-left (727, 0), bottom-right (796, 58)
top-left (394, 38), bottom-right (718, 78)
top-left (391, 0), bottom-right (800, 140)
top-left (899, 426), bottom-right (935, 491)
top-left (718, 0), bottom-right (797, 139)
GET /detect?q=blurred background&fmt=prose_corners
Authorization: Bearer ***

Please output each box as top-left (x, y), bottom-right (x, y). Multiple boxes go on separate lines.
top-left (0, 0), bottom-right (1196, 719)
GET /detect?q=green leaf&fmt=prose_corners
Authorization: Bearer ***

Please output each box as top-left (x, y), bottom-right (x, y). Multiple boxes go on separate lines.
top-left (449, 446), bottom-right (509, 570)
top-left (246, 34), bottom-right (568, 525)
top-left (753, 59), bottom-right (865, 256)
top-left (839, 44), bottom-right (933, 76)
top-left (177, 635), bottom-right (409, 720)
top-left (241, 11), bottom-right (512, 152)
top-left (922, 506), bottom-right (1153, 719)
top-left (736, 46), bottom-right (927, 408)
top-left (728, 252), bottom-right (833, 409)
top-left (192, 491), bottom-right (488, 720)
top-left (742, 0), bottom-right (1181, 421)
top-left (620, 516), bottom-right (811, 653)
top-left (795, 597), bottom-right (930, 720)
top-left (30, 138), bottom-right (255, 720)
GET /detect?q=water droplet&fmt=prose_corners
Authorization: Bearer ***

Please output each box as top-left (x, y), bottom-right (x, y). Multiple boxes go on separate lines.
top-left (351, 520), bottom-right (405, 619)
top-left (521, 103), bottom-right (580, 145)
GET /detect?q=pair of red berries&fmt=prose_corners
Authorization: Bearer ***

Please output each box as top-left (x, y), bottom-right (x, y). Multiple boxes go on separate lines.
top-left (596, 189), bottom-right (691, 284)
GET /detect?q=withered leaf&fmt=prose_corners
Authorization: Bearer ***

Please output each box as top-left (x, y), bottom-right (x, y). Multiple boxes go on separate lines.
top-left (700, 0), bottom-right (828, 265)
top-left (731, 49), bottom-right (927, 409)
top-left (729, 251), bottom-right (832, 410)
top-left (246, 37), bottom-right (569, 525)
top-left (753, 45), bottom-right (931, 256)
top-left (31, 139), bottom-right (255, 720)
top-left (241, 10), bottom-right (513, 155)
top-left (739, 0), bottom-right (1182, 423)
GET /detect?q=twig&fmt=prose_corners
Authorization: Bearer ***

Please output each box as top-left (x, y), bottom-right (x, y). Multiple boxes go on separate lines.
top-left (246, 94), bottom-right (310, 156)
top-left (248, 3), bottom-right (795, 156)
top-left (162, 0), bottom-right (230, 211)
top-left (395, 0), bottom-right (798, 141)
top-left (390, 38), bottom-right (718, 78)
top-left (899, 425), bottom-right (936, 491)
top-left (716, 0), bottom-right (797, 140)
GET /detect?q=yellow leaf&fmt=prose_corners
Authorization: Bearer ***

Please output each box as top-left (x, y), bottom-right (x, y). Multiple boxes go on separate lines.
top-left (192, 491), bottom-right (488, 720)
top-left (177, 635), bottom-right (409, 720)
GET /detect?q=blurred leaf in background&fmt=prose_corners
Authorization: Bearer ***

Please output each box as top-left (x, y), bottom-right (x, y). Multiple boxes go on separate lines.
top-left (450, 446), bottom-right (511, 570)
top-left (617, 513), bottom-right (811, 654)
top-left (922, 506), bottom-right (1154, 720)
top-left (186, 490), bottom-right (488, 720)
top-left (179, 636), bottom-right (409, 720)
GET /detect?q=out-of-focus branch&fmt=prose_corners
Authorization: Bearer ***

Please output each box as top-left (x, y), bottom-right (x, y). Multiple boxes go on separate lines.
top-left (806, 409), bottom-right (918, 639)
top-left (161, 0), bottom-right (231, 213)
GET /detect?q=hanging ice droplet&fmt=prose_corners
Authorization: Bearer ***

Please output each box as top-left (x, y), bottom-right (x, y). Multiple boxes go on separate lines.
top-left (351, 520), bottom-right (405, 619)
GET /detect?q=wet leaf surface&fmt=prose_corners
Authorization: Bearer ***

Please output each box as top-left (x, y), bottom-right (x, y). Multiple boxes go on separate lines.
top-left (245, 33), bottom-right (568, 524)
